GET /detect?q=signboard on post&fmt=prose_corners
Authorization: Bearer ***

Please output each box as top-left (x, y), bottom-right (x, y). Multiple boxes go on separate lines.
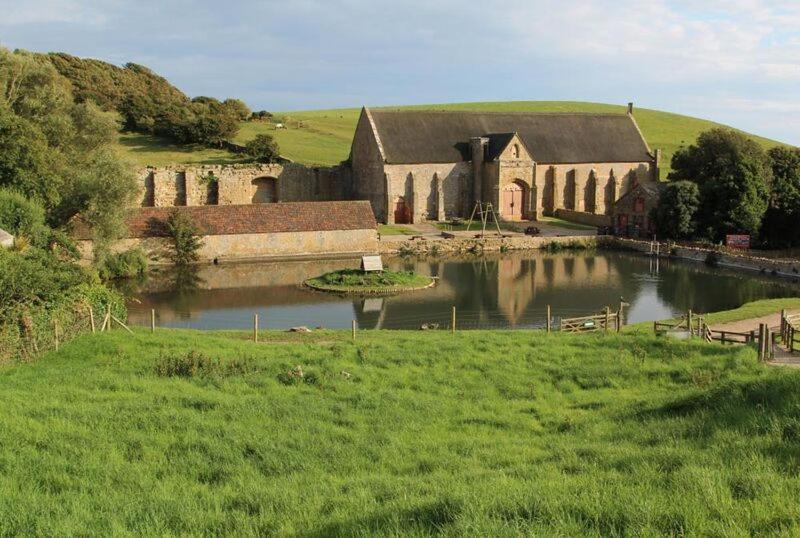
top-left (361, 255), bottom-right (383, 272)
top-left (726, 235), bottom-right (750, 250)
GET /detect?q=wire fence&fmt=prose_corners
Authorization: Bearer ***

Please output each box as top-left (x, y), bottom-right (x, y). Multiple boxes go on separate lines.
top-left (124, 304), bottom-right (629, 333)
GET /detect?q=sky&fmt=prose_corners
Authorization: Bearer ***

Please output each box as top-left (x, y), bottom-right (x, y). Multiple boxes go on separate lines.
top-left (1, 0), bottom-right (798, 145)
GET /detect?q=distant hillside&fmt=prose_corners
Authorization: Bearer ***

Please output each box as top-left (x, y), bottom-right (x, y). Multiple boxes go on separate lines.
top-left (118, 101), bottom-right (789, 177)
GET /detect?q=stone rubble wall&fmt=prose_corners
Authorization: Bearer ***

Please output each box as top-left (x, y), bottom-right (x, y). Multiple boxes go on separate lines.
top-left (137, 163), bottom-right (352, 208)
top-left (377, 234), bottom-right (598, 256)
top-left (555, 209), bottom-right (612, 227)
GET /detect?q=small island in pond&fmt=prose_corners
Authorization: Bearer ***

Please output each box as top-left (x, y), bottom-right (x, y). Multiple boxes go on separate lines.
top-left (305, 269), bottom-right (435, 294)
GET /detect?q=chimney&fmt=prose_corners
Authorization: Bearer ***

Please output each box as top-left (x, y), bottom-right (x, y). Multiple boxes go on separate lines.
top-left (627, 102), bottom-right (634, 115)
top-left (470, 137), bottom-right (489, 204)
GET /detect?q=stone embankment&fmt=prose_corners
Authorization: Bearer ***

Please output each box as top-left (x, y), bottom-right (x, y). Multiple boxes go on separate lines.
top-left (604, 237), bottom-right (800, 281)
top-left (377, 235), bottom-right (596, 256)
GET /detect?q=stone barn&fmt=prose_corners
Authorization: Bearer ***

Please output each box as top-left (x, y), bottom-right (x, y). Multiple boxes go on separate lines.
top-left (612, 182), bottom-right (664, 238)
top-left (350, 105), bottom-right (660, 224)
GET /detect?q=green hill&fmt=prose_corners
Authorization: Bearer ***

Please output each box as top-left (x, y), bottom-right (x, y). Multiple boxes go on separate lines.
top-left (117, 101), bottom-right (789, 178)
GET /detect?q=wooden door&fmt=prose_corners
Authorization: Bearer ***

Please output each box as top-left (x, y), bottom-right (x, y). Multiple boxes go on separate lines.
top-left (394, 198), bottom-right (409, 224)
top-left (503, 184), bottom-right (523, 220)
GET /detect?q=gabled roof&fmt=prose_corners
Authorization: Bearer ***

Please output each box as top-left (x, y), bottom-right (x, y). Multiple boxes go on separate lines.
top-left (72, 201), bottom-right (377, 240)
top-left (614, 181), bottom-right (665, 206)
top-left (484, 132), bottom-right (533, 161)
top-left (366, 109), bottom-right (654, 165)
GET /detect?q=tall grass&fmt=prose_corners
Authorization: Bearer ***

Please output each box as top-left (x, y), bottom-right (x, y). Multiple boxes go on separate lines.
top-left (1, 328), bottom-right (799, 534)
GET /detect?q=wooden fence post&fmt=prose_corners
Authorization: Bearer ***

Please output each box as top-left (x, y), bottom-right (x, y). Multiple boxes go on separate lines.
top-left (53, 320), bottom-right (59, 351)
top-left (89, 306), bottom-right (95, 334)
top-left (352, 319), bottom-right (356, 340)
top-left (781, 309), bottom-right (787, 343)
top-left (687, 309), bottom-right (693, 337)
top-left (253, 313), bottom-right (258, 343)
top-left (758, 323), bottom-right (766, 361)
top-left (150, 309), bottom-right (156, 333)
top-left (106, 305), bottom-right (112, 332)
top-left (546, 305), bottom-right (551, 333)
top-left (604, 307), bottom-right (610, 332)
top-left (451, 306), bottom-right (456, 334)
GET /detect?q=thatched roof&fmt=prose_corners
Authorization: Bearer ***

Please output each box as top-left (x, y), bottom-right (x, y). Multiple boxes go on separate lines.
top-left (366, 109), bottom-right (653, 165)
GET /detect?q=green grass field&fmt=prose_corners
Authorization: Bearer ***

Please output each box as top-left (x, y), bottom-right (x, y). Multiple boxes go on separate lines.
top-left (305, 269), bottom-right (433, 293)
top-left (2, 324), bottom-right (800, 534)
top-left (116, 101), bottom-right (789, 175)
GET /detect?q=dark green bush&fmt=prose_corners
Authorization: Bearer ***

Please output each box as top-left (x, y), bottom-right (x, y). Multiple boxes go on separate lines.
top-left (245, 134), bottom-right (280, 163)
top-left (97, 248), bottom-right (148, 281)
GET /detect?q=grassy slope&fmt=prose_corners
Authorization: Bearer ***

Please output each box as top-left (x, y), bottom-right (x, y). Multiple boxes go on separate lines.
top-left (2, 328), bottom-right (800, 534)
top-left (118, 101), bottom-right (789, 174)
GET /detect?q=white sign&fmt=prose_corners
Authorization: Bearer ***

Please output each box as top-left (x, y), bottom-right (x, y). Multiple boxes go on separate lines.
top-left (361, 255), bottom-right (383, 272)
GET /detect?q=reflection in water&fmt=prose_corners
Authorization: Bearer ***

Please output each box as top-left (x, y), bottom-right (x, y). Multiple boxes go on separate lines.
top-left (127, 251), bottom-right (800, 330)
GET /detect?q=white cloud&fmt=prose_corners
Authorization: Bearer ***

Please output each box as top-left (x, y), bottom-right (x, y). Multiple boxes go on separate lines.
top-left (0, 0), bottom-right (108, 26)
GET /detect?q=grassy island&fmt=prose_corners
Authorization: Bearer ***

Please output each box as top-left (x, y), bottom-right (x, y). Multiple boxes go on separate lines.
top-left (305, 268), bottom-right (434, 294)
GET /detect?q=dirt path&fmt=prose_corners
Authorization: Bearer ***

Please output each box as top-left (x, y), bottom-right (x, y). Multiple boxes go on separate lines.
top-left (708, 310), bottom-right (800, 367)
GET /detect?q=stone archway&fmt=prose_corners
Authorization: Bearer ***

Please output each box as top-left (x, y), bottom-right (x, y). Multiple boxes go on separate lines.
top-left (251, 177), bottom-right (277, 203)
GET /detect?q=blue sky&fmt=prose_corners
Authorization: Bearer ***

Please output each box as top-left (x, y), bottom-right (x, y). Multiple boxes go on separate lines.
top-left (1, 0), bottom-right (798, 144)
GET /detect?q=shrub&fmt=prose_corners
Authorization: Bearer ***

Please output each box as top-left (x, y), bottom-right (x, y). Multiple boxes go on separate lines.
top-left (154, 351), bottom-right (252, 378)
top-left (97, 248), bottom-right (148, 281)
top-left (0, 189), bottom-right (48, 241)
top-left (165, 210), bottom-right (203, 266)
top-left (245, 134), bottom-right (280, 163)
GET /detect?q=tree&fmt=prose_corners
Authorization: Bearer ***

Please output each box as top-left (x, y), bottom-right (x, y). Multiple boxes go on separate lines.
top-left (669, 128), bottom-right (771, 240)
top-left (223, 98), bottom-right (251, 121)
top-left (651, 181), bottom-right (700, 239)
top-left (0, 48), bottom-right (137, 247)
top-left (762, 146), bottom-right (800, 247)
top-left (245, 134), bottom-right (280, 163)
top-left (165, 210), bottom-right (202, 266)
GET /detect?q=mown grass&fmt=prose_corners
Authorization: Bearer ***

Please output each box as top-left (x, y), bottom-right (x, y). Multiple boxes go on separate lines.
top-left (378, 224), bottom-right (417, 236)
top-left (2, 327), bottom-right (800, 535)
top-left (118, 101), bottom-right (789, 173)
top-left (305, 269), bottom-right (433, 293)
top-left (537, 215), bottom-right (598, 231)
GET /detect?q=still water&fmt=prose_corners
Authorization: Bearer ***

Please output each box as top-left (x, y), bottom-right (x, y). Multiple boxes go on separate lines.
top-left (127, 251), bottom-right (799, 330)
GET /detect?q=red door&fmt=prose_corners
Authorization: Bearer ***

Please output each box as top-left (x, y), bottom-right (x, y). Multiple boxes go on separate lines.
top-left (394, 198), bottom-right (410, 224)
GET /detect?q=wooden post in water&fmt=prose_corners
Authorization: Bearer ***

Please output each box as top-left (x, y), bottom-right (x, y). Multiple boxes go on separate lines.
top-left (352, 319), bottom-right (356, 340)
top-left (253, 314), bottom-right (258, 343)
top-left (89, 306), bottom-right (95, 334)
top-left (150, 309), bottom-right (156, 333)
top-left (546, 305), bottom-right (551, 333)
top-left (451, 306), bottom-right (456, 334)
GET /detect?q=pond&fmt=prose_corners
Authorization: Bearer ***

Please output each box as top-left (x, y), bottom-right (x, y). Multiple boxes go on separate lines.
top-left (126, 250), bottom-right (800, 331)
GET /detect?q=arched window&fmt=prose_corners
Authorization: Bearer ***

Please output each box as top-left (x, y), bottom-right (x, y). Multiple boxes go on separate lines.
top-left (251, 177), bottom-right (277, 203)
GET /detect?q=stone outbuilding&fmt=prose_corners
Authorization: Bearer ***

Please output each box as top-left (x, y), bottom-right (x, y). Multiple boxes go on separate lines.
top-left (74, 201), bottom-right (378, 263)
top-left (349, 106), bottom-right (661, 224)
top-left (612, 181), bottom-right (664, 238)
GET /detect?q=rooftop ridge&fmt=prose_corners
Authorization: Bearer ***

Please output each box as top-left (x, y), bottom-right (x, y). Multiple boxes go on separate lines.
top-left (371, 108), bottom-right (632, 117)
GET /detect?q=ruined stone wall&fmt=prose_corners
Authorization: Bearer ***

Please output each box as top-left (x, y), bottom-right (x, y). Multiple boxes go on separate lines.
top-left (137, 163), bottom-right (350, 208)
top-left (383, 163), bottom-right (471, 224)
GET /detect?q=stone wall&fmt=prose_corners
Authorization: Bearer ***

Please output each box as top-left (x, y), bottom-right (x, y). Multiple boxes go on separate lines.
top-left (77, 228), bottom-right (378, 264)
top-left (377, 234), bottom-right (598, 256)
top-left (555, 209), bottom-right (613, 227)
top-left (137, 163), bottom-right (351, 208)
top-left (350, 109), bottom-right (388, 221)
top-left (383, 162), bottom-right (471, 224)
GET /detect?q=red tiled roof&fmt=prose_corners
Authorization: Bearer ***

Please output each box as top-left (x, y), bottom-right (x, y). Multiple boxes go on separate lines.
top-left (74, 201), bottom-right (377, 240)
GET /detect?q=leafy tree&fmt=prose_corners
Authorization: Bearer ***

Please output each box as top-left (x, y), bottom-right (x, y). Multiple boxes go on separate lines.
top-left (223, 98), bottom-right (251, 121)
top-left (761, 146), bottom-right (800, 247)
top-left (651, 181), bottom-right (700, 239)
top-left (0, 48), bottom-right (137, 247)
top-left (165, 210), bottom-right (202, 266)
top-left (245, 134), bottom-right (280, 163)
top-left (669, 128), bottom-right (771, 240)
